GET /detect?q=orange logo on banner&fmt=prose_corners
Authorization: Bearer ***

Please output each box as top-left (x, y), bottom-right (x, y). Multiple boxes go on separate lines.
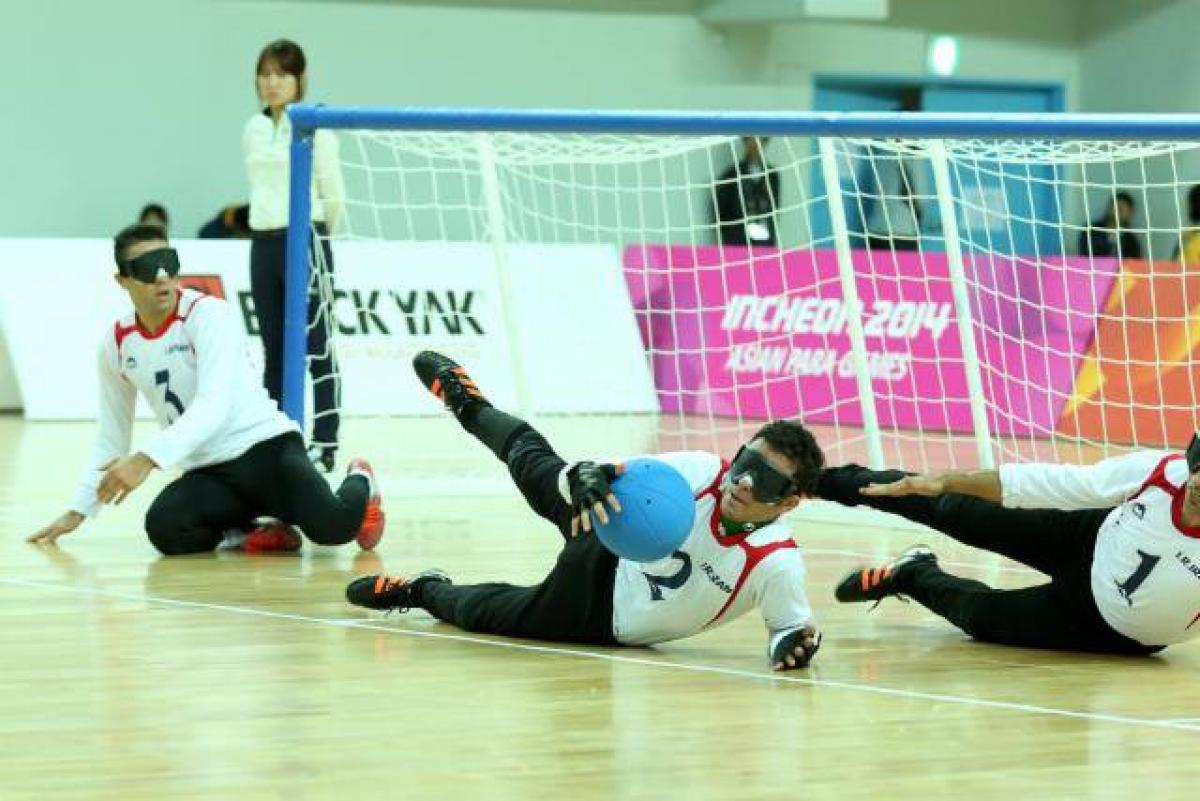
top-left (1057, 258), bottom-right (1200, 448)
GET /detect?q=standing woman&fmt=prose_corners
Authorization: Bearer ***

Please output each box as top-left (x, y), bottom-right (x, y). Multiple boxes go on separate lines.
top-left (244, 39), bottom-right (344, 473)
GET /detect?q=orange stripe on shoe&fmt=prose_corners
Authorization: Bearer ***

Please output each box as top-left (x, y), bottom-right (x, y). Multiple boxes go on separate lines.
top-left (430, 378), bottom-right (443, 397)
top-left (860, 570), bottom-right (871, 592)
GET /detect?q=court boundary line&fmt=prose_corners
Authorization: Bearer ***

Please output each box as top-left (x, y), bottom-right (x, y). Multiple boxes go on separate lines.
top-left (3, 574), bottom-right (1197, 735)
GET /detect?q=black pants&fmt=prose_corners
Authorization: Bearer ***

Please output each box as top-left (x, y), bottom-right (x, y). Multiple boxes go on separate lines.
top-left (415, 408), bottom-right (620, 646)
top-left (250, 226), bottom-right (340, 447)
top-left (820, 465), bottom-right (1162, 655)
top-left (143, 432), bottom-right (368, 556)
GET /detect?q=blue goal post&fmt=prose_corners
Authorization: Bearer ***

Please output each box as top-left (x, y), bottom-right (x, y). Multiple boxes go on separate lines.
top-left (281, 104), bottom-right (1200, 431)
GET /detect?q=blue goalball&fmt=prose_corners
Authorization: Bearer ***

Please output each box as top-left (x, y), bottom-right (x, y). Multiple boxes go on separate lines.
top-left (593, 458), bottom-right (695, 562)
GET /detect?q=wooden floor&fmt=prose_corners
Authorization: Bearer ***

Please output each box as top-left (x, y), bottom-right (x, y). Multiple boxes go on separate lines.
top-left (2, 414), bottom-right (1199, 800)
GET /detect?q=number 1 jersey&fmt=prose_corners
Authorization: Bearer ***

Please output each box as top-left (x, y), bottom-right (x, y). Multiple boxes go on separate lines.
top-left (1001, 451), bottom-right (1200, 646)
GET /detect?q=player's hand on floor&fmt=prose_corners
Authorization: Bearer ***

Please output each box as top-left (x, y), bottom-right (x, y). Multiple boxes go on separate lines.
top-left (27, 511), bottom-right (85, 546)
top-left (567, 461), bottom-right (624, 537)
top-left (97, 453), bottom-right (157, 506)
top-left (860, 474), bottom-right (945, 498)
top-left (772, 626), bottom-right (822, 671)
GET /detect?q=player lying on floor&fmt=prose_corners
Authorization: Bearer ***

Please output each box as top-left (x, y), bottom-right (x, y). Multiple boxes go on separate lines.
top-left (27, 223), bottom-right (384, 555)
top-left (823, 437), bottom-right (1200, 655)
top-left (345, 350), bottom-right (823, 671)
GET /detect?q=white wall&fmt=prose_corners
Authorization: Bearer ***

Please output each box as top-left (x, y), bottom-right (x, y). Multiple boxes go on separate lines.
top-left (1079, 0), bottom-right (1200, 113)
top-left (1078, 0), bottom-right (1200, 258)
top-left (761, 0), bottom-right (1081, 110)
top-left (0, 0), bottom-right (1087, 240)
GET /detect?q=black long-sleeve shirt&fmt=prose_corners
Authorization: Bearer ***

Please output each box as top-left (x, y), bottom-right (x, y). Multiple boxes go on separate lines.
top-left (713, 157), bottom-right (781, 247)
top-left (1079, 223), bottom-right (1142, 259)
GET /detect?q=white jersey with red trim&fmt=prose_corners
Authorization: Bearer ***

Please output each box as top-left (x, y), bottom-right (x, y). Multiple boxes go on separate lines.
top-left (610, 451), bottom-right (814, 656)
top-left (1001, 451), bottom-right (1200, 646)
top-left (70, 288), bottom-right (297, 517)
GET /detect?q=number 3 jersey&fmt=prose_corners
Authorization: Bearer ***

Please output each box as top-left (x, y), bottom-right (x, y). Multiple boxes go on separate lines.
top-left (70, 288), bottom-right (297, 517)
top-left (608, 451), bottom-right (815, 658)
top-left (1001, 451), bottom-right (1200, 647)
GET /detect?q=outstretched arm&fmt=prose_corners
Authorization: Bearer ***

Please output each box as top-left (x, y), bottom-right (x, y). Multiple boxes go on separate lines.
top-left (861, 450), bottom-right (1165, 510)
top-left (32, 334), bottom-right (137, 544)
top-left (759, 563), bottom-right (820, 671)
top-left (861, 470), bottom-right (1001, 503)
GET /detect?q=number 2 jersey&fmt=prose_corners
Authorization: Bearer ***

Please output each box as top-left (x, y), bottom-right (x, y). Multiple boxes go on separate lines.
top-left (608, 451), bottom-right (815, 658)
top-left (1001, 451), bottom-right (1200, 647)
top-left (70, 288), bottom-right (297, 517)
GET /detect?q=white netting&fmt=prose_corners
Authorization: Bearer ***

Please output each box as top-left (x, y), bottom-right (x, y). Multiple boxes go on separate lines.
top-left (309, 124), bottom-right (1200, 470)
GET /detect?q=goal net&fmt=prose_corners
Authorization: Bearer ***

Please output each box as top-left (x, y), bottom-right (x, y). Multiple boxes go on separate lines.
top-left (289, 108), bottom-right (1200, 472)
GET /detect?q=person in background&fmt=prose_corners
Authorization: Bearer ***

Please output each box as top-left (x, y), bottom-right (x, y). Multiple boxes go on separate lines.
top-left (1175, 185), bottom-right (1200, 264)
top-left (712, 136), bottom-right (780, 248)
top-left (139, 203), bottom-right (169, 233)
top-left (198, 204), bottom-right (252, 239)
top-left (243, 39), bottom-right (346, 473)
top-left (1079, 191), bottom-right (1142, 259)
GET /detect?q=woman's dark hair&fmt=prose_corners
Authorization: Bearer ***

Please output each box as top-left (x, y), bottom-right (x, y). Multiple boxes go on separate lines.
top-left (113, 223), bottom-right (169, 271)
top-left (749, 419), bottom-right (826, 497)
top-left (139, 203), bottom-right (168, 226)
top-left (256, 39), bottom-right (307, 101)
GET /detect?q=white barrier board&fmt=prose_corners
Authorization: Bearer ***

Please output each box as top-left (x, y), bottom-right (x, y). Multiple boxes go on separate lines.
top-left (0, 239), bottom-right (656, 420)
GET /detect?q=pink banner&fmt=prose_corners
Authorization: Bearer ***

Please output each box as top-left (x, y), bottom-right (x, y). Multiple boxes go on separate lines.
top-left (623, 245), bottom-right (1118, 435)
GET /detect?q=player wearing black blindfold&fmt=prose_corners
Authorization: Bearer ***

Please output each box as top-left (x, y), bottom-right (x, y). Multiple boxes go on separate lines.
top-left (26, 223), bottom-right (385, 558)
top-left (820, 431), bottom-right (1200, 656)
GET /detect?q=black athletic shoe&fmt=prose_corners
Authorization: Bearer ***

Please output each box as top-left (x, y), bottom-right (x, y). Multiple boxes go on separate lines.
top-left (308, 444), bottom-right (337, 474)
top-left (834, 545), bottom-right (937, 606)
top-left (345, 569), bottom-right (451, 612)
top-left (412, 351), bottom-right (490, 420)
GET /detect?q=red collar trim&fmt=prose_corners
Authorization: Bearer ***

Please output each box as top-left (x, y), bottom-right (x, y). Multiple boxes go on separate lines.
top-left (699, 460), bottom-right (748, 546)
top-left (134, 289), bottom-right (183, 339)
top-left (1131, 454), bottom-right (1200, 540)
top-left (695, 457), bottom-right (799, 626)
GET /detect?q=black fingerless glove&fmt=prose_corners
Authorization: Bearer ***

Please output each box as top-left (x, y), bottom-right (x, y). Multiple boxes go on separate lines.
top-left (772, 628), bottom-right (822, 669)
top-left (566, 461), bottom-right (620, 518)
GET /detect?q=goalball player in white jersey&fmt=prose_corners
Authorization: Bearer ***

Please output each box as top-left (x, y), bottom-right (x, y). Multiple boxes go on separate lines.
top-left (345, 351), bottom-right (824, 671)
top-left (823, 445), bottom-right (1200, 655)
top-left (26, 224), bottom-right (384, 555)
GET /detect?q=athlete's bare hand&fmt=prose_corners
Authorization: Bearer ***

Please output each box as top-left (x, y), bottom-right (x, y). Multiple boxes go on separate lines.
top-left (27, 511), bottom-right (85, 546)
top-left (860, 474), bottom-right (945, 498)
top-left (97, 453), bottom-right (157, 505)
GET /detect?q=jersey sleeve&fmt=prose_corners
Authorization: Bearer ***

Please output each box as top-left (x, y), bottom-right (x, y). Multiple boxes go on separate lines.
top-left (70, 333), bottom-right (137, 517)
top-left (139, 299), bottom-right (241, 471)
top-left (754, 553), bottom-right (816, 657)
top-left (314, 129), bottom-right (346, 232)
top-left (999, 450), bottom-right (1169, 510)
